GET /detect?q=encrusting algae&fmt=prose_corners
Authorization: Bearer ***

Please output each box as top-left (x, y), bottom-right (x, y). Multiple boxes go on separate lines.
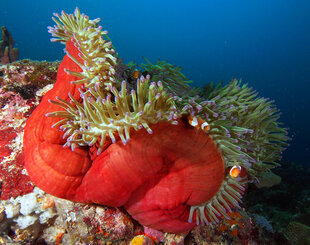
top-left (23, 7), bottom-right (289, 233)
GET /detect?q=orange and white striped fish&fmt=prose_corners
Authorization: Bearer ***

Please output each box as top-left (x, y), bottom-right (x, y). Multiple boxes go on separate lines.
top-left (229, 165), bottom-right (242, 178)
top-left (187, 115), bottom-right (210, 132)
top-left (133, 70), bottom-right (139, 79)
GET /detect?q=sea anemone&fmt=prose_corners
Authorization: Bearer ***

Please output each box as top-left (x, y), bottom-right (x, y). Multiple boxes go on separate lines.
top-left (23, 8), bottom-right (289, 233)
top-left (139, 57), bottom-right (193, 95)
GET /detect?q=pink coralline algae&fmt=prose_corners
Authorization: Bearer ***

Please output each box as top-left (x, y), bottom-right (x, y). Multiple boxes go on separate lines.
top-left (0, 90), bottom-right (33, 199)
top-left (0, 61), bottom-right (59, 200)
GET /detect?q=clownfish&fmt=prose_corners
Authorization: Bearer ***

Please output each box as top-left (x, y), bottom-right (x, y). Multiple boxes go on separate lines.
top-left (188, 115), bottom-right (210, 132)
top-left (133, 70), bottom-right (139, 79)
top-left (229, 165), bottom-right (242, 178)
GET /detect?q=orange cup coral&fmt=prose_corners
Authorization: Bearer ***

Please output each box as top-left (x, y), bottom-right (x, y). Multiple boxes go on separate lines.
top-left (23, 8), bottom-right (288, 233)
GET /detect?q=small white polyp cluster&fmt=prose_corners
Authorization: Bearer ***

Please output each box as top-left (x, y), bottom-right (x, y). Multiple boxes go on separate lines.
top-left (1, 187), bottom-right (56, 230)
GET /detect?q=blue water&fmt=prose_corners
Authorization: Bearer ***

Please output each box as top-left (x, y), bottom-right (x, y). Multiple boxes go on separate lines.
top-left (1, 0), bottom-right (310, 164)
